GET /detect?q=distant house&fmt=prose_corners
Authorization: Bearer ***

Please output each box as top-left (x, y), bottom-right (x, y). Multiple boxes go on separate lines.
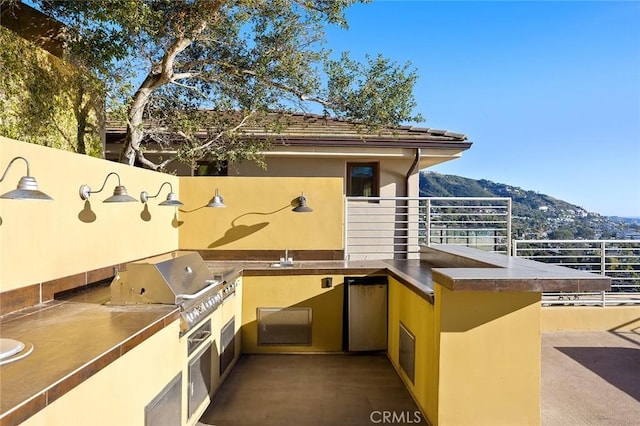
top-left (623, 231), bottom-right (640, 240)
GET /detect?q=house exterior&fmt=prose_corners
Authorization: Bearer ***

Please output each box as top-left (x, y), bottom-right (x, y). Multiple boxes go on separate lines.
top-left (105, 112), bottom-right (472, 200)
top-left (106, 114), bottom-right (472, 260)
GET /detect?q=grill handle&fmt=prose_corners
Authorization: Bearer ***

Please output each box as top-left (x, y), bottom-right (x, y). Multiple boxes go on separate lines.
top-left (188, 330), bottom-right (211, 344)
top-left (177, 279), bottom-right (220, 301)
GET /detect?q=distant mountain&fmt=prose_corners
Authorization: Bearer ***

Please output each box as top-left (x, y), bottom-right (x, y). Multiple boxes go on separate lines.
top-left (419, 171), bottom-right (639, 239)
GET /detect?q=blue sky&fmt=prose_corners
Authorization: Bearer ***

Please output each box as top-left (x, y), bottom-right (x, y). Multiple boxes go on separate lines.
top-left (326, 1), bottom-right (640, 217)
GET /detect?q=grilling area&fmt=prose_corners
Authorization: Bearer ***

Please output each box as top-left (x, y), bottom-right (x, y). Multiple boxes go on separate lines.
top-left (2, 137), bottom-right (635, 426)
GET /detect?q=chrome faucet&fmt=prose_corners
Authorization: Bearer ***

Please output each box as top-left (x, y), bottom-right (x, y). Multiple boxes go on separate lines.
top-left (280, 249), bottom-right (293, 266)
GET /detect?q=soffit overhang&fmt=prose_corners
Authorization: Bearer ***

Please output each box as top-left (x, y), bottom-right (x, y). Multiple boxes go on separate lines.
top-left (105, 112), bottom-right (472, 161)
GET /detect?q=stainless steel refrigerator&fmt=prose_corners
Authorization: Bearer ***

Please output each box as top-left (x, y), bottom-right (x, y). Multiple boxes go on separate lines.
top-left (344, 276), bottom-right (388, 351)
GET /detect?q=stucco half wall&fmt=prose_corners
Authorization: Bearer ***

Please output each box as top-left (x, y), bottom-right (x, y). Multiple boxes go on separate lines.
top-left (0, 136), bottom-right (179, 292)
top-left (178, 176), bottom-right (344, 251)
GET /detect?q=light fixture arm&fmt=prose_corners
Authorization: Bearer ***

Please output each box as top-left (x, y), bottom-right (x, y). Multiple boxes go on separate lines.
top-left (0, 156), bottom-right (31, 182)
top-left (141, 181), bottom-right (173, 203)
top-left (79, 171), bottom-right (122, 200)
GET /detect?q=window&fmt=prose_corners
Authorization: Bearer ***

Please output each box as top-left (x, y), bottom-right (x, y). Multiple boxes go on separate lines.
top-left (347, 162), bottom-right (379, 197)
top-left (196, 160), bottom-right (228, 176)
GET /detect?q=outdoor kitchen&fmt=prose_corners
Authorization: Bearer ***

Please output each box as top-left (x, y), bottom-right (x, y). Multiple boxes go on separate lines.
top-left (0, 137), bottom-right (611, 426)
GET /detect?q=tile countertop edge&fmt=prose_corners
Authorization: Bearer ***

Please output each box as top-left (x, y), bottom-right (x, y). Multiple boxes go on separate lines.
top-left (209, 260), bottom-right (436, 304)
top-left (424, 245), bottom-right (611, 292)
top-left (0, 307), bottom-right (180, 426)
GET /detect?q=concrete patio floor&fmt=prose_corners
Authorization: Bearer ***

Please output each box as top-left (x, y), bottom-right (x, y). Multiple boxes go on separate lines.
top-left (542, 330), bottom-right (640, 426)
top-left (198, 330), bottom-right (640, 425)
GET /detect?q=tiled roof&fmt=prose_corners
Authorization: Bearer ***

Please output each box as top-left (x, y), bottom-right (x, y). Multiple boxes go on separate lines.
top-left (105, 111), bottom-right (471, 150)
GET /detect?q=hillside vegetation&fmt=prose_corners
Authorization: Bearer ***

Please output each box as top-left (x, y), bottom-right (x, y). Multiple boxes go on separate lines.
top-left (419, 172), bottom-right (637, 239)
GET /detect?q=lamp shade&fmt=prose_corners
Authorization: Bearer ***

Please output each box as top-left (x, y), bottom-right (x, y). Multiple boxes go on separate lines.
top-left (159, 192), bottom-right (184, 206)
top-left (0, 157), bottom-right (53, 200)
top-left (206, 189), bottom-right (226, 208)
top-left (1, 176), bottom-right (53, 200)
top-left (292, 194), bottom-right (313, 212)
top-left (103, 185), bottom-right (137, 203)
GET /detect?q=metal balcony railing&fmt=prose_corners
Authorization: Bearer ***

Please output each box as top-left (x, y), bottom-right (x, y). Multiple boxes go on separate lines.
top-left (344, 197), bottom-right (640, 306)
top-left (512, 239), bottom-right (640, 306)
top-left (344, 196), bottom-right (512, 260)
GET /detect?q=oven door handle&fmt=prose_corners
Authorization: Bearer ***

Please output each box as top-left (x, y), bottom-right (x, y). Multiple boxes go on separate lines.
top-left (177, 280), bottom-right (220, 301)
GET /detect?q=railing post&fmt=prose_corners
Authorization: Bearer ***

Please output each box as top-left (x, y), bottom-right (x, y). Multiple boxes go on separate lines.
top-left (600, 241), bottom-right (606, 307)
top-left (425, 198), bottom-right (431, 247)
top-left (344, 196), bottom-right (349, 261)
top-left (600, 240), bottom-right (606, 276)
top-left (507, 198), bottom-right (512, 255)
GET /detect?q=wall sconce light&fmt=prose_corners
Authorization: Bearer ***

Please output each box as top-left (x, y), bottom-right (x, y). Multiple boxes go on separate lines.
top-left (206, 188), bottom-right (226, 208)
top-left (292, 192), bottom-right (313, 213)
top-left (0, 156), bottom-right (53, 200)
top-left (140, 182), bottom-right (183, 206)
top-left (79, 172), bottom-right (137, 203)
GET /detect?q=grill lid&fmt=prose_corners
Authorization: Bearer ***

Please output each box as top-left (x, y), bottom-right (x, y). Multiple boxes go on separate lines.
top-left (111, 251), bottom-right (217, 305)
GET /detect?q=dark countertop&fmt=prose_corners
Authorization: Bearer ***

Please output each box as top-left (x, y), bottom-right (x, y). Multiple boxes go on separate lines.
top-left (205, 244), bottom-right (610, 298)
top-left (0, 292), bottom-right (179, 425)
top-left (206, 259), bottom-right (436, 303)
top-left (422, 245), bottom-right (611, 292)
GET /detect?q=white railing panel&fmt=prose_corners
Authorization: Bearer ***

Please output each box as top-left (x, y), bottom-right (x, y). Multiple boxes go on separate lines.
top-left (513, 239), bottom-right (640, 306)
top-left (345, 197), bottom-right (511, 260)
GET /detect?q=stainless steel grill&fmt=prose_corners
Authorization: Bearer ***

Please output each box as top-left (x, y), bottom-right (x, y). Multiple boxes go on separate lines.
top-left (110, 251), bottom-right (224, 333)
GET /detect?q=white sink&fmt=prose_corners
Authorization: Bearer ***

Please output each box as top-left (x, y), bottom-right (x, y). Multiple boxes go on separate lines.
top-left (0, 338), bottom-right (33, 365)
top-left (0, 338), bottom-right (25, 360)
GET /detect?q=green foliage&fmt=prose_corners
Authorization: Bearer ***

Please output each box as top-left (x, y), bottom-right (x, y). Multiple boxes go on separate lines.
top-left (326, 53), bottom-right (423, 127)
top-left (0, 26), bottom-right (103, 156)
top-left (32, 0), bottom-right (422, 170)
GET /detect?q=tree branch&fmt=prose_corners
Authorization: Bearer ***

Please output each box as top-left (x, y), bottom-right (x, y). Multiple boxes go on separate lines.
top-left (185, 110), bottom-right (257, 155)
top-left (220, 63), bottom-right (333, 108)
top-left (135, 149), bottom-right (174, 171)
top-left (170, 78), bottom-right (207, 98)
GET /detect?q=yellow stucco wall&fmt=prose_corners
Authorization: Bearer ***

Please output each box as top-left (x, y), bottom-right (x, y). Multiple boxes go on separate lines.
top-left (0, 136), bottom-right (179, 291)
top-left (178, 177), bottom-right (343, 250)
top-left (542, 305), bottom-right (640, 331)
top-left (388, 279), bottom-right (542, 426)
top-left (436, 285), bottom-right (541, 426)
top-left (241, 275), bottom-right (345, 352)
top-left (387, 277), bottom-right (438, 425)
top-left (233, 156), bottom-right (418, 197)
top-left (21, 320), bottom-right (184, 426)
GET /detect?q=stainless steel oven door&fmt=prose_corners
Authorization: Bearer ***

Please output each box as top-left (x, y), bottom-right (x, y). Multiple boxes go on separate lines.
top-left (188, 342), bottom-right (212, 419)
top-left (219, 317), bottom-right (235, 377)
top-left (187, 319), bottom-right (213, 419)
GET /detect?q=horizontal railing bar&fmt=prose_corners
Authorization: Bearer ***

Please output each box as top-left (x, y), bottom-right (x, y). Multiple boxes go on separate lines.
top-left (515, 239), bottom-right (640, 243)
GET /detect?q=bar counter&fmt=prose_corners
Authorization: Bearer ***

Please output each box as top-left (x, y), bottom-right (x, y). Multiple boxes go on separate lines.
top-left (0, 245), bottom-right (609, 425)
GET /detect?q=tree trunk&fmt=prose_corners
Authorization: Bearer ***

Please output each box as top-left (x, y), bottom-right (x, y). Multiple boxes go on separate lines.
top-left (119, 84), bottom-right (154, 165)
top-left (117, 6), bottom-right (215, 166)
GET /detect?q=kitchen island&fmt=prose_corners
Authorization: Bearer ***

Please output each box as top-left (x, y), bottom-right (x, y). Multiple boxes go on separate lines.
top-left (0, 245), bottom-right (609, 425)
